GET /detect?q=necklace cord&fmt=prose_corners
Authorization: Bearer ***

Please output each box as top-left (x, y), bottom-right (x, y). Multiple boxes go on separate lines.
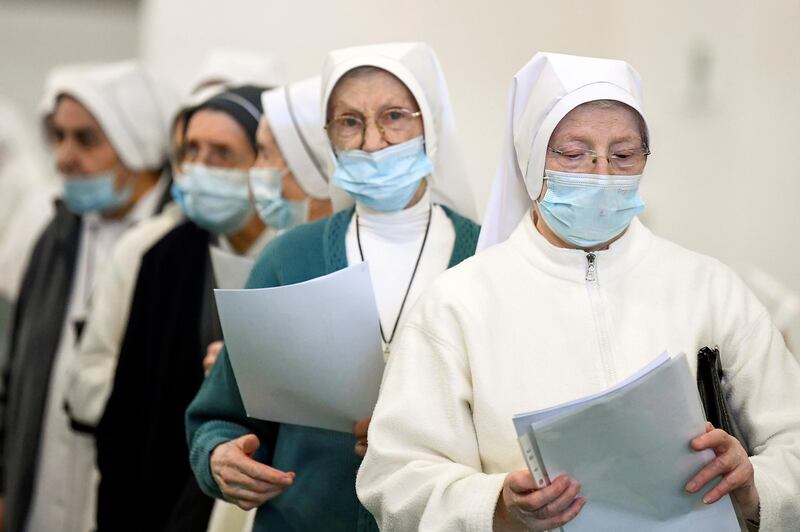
top-left (356, 206), bottom-right (433, 346)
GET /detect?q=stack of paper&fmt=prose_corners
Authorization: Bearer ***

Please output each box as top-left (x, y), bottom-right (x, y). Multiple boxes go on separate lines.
top-left (214, 262), bottom-right (384, 433)
top-left (513, 353), bottom-right (740, 531)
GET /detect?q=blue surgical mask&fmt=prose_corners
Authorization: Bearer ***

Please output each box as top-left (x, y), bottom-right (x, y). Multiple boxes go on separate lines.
top-left (174, 163), bottom-right (253, 234)
top-left (536, 170), bottom-right (645, 248)
top-left (62, 170), bottom-right (132, 215)
top-left (248, 167), bottom-right (309, 230)
top-left (332, 136), bottom-right (432, 212)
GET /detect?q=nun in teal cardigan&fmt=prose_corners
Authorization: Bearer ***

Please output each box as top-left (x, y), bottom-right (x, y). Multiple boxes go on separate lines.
top-left (186, 42), bottom-right (480, 532)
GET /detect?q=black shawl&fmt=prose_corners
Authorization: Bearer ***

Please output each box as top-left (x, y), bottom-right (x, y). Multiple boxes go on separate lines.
top-left (0, 201), bottom-right (81, 532)
top-left (94, 219), bottom-right (218, 532)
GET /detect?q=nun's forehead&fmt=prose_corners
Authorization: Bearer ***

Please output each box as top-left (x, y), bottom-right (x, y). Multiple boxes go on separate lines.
top-left (327, 67), bottom-right (419, 112)
top-left (51, 93), bottom-right (103, 129)
top-left (549, 100), bottom-right (648, 143)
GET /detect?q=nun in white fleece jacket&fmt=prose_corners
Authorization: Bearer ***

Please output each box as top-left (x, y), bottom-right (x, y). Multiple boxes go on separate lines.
top-left (356, 52), bottom-right (800, 532)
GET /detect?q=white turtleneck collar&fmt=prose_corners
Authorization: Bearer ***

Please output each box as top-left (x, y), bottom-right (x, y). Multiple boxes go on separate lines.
top-left (345, 186), bottom-right (455, 359)
top-left (354, 187), bottom-right (433, 241)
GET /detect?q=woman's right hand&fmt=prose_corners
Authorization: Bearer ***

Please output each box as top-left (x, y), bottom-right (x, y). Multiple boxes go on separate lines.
top-left (210, 434), bottom-right (295, 510)
top-left (203, 341), bottom-right (224, 376)
top-left (494, 471), bottom-right (586, 532)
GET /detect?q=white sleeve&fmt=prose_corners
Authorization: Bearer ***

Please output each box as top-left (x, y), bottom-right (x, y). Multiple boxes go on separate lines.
top-left (356, 294), bottom-right (505, 532)
top-left (724, 308), bottom-right (800, 532)
top-left (64, 238), bottom-right (140, 426)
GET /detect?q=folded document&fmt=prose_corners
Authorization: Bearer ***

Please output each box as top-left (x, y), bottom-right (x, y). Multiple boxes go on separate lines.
top-left (513, 353), bottom-right (740, 531)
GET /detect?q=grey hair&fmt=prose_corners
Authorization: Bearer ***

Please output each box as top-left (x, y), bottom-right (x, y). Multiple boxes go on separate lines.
top-left (576, 99), bottom-right (649, 148)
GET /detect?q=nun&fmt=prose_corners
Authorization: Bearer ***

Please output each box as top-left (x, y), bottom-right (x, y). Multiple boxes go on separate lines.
top-left (0, 61), bottom-right (176, 532)
top-left (91, 79), bottom-right (334, 532)
top-left (186, 42), bottom-right (480, 531)
top-left (356, 52), bottom-right (800, 531)
top-left (65, 48), bottom-right (286, 445)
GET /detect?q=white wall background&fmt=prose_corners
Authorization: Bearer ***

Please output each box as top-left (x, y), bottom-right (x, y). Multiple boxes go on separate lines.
top-left (0, 1), bottom-right (140, 125)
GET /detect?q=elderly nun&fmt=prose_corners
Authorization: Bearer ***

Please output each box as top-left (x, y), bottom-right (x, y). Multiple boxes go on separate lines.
top-left (0, 61), bottom-right (176, 532)
top-left (356, 52), bottom-right (800, 532)
top-left (64, 48), bottom-right (286, 448)
top-left (186, 42), bottom-right (480, 532)
top-left (90, 79), bottom-right (332, 532)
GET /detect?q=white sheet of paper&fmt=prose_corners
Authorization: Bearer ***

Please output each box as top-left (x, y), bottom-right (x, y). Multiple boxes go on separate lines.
top-left (514, 353), bottom-right (740, 531)
top-left (210, 246), bottom-right (255, 290)
top-left (214, 262), bottom-right (384, 433)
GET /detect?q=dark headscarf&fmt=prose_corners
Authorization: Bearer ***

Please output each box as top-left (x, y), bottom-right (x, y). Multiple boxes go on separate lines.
top-left (184, 85), bottom-right (265, 154)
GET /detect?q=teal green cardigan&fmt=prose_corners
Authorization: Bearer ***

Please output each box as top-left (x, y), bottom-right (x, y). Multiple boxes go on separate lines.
top-left (186, 206), bottom-right (479, 532)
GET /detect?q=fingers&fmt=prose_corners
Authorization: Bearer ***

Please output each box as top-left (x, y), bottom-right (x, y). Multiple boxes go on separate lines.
top-left (207, 341), bottom-right (224, 357)
top-left (354, 441), bottom-right (368, 458)
top-left (691, 427), bottom-right (732, 453)
top-left (353, 417), bottom-right (371, 439)
top-left (237, 434), bottom-right (261, 456)
top-left (539, 478), bottom-right (581, 517)
top-left (240, 460), bottom-right (295, 487)
top-left (513, 475), bottom-right (573, 513)
top-left (221, 467), bottom-right (275, 494)
top-left (211, 435), bottom-right (296, 510)
top-left (502, 472), bottom-right (587, 530)
top-left (701, 458), bottom-right (754, 504)
top-left (203, 341), bottom-right (224, 375)
top-left (506, 469), bottom-right (537, 494)
top-left (537, 496), bottom-right (587, 530)
top-left (686, 429), bottom-right (751, 501)
top-left (686, 448), bottom-right (740, 493)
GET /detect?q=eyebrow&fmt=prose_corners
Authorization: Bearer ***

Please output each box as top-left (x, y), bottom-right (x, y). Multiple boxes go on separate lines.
top-left (553, 133), bottom-right (642, 147)
top-left (333, 100), bottom-right (418, 117)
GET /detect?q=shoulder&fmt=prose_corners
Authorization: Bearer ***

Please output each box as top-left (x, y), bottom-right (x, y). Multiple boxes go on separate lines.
top-left (262, 213), bottom-right (331, 260)
top-left (248, 208), bottom-right (353, 287)
top-left (647, 228), bottom-right (746, 291)
top-left (642, 225), bottom-right (769, 333)
top-left (112, 204), bottom-right (184, 266)
top-left (139, 219), bottom-right (209, 277)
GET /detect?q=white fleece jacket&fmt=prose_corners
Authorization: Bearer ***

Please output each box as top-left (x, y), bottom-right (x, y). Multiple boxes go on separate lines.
top-left (356, 215), bottom-right (800, 532)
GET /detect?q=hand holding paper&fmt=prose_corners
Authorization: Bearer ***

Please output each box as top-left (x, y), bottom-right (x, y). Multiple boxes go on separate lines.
top-left (513, 353), bottom-right (741, 531)
top-left (687, 422), bottom-right (759, 521)
top-left (494, 472), bottom-right (586, 532)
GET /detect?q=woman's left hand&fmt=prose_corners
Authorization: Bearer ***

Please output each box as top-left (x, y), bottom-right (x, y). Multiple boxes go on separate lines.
top-left (354, 417), bottom-right (371, 458)
top-left (686, 422), bottom-right (759, 521)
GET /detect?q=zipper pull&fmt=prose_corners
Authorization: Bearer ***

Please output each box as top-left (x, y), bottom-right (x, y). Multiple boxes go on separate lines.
top-left (586, 252), bottom-right (597, 282)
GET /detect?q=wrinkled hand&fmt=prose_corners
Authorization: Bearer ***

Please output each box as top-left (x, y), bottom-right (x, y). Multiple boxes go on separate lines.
top-left (354, 417), bottom-right (371, 458)
top-left (203, 341), bottom-right (224, 377)
top-left (210, 434), bottom-right (295, 510)
top-left (686, 422), bottom-right (759, 521)
top-left (494, 471), bottom-right (586, 532)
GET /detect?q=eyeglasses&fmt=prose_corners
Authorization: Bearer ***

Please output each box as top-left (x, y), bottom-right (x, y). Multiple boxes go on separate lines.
top-left (547, 144), bottom-right (651, 174)
top-left (325, 107), bottom-right (422, 148)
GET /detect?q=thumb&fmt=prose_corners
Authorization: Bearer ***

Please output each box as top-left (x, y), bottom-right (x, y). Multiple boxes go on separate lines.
top-left (237, 434), bottom-right (261, 457)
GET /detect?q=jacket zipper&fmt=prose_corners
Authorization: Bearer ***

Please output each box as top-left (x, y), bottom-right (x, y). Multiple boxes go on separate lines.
top-left (585, 252), bottom-right (617, 386)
